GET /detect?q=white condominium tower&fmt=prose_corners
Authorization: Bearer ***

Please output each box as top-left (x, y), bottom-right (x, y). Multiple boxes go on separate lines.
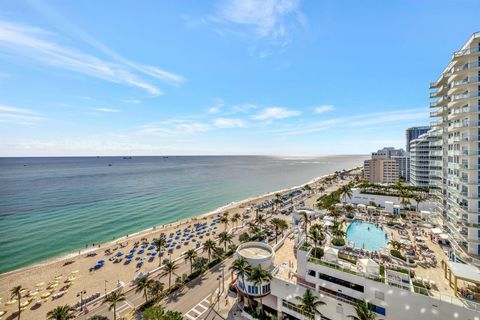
top-left (429, 32), bottom-right (480, 265)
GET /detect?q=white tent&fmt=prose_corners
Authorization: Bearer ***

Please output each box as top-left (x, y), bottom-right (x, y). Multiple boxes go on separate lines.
top-left (358, 258), bottom-right (380, 275)
top-left (323, 247), bottom-right (338, 262)
top-left (431, 227), bottom-right (443, 234)
top-left (357, 204), bottom-right (366, 212)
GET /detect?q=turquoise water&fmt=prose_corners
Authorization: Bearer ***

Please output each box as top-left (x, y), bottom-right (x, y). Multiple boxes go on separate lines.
top-left (0, 155), bottom-right (368, 273)
top-left (346, 220), bottom-right (388, 251)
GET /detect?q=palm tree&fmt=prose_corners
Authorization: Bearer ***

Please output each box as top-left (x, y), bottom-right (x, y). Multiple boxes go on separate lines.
top-left (295, 289), bottom-right (325, 320)
top-left (46, 305), bottom-right (76, 320)
top-left (299, 211), bottom-right (310, 241)
top-left (165, 260), bottom-right (178, 289)
top-left (247, 221), bottom-right (259, 234)
top-left (308, 227), bottom-right (324, 256)
top-left (220, 215), bottom-right (229, 231)
top-left (218, 231), bottom-right (234, 252)
top-left (152, 237), bottom-right (166, 266)
top-left (147, 280), bottom-right (164, 299)
top-left (256, 213), bottom-right (267, 233)
top-left (339, 183), bottom-right (353, 203)
top-left (231, 213), bottom-right (241, 227)
top-left (348, 301), bottom-right (376, 320)
top-left (229, 257), bottom-right (252, 305)
top-left (270, 218), bottom-right (288, 243)
top-left (184, 249), bottom-right (198, 274)
top-left (411, 193), bottom-right (427, 212)
top-left (102, 290), bottom-right (126, 320)
top-left (203, 239), bottom-right (217, 262)
top-left (10, 285), bottom-right (24, 320)
top-left (135, 276), bottom-right (151, 302)
top-left (388, 240), bottom-right (403, 251)
top-left (247, 265), bottom-right (272, 311)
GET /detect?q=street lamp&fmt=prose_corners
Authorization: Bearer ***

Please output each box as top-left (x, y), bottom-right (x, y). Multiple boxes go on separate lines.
top-left (77, 290), bottom-right (87, 312)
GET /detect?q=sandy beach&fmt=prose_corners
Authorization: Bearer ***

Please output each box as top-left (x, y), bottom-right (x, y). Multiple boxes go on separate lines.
top-left (0, 169), bottom-right (357, 320)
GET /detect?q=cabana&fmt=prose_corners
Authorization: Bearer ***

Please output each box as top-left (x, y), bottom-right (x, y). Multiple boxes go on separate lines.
top-left (444, 261), bottom-right (480, 300)
top-left (357, 203), bottom-right (366, 212)
top-left (358, 259), bottom-right (379, 276)
top-left (323, 247), bottom-right (338, 263)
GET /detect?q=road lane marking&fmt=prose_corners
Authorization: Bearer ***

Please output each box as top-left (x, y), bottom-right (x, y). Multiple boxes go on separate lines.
top-left (185, 295), bottom-right (211, 319)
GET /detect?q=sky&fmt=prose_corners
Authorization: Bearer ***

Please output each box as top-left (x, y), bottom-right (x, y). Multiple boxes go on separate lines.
top-left (0, 0), bottom-right (479, 156)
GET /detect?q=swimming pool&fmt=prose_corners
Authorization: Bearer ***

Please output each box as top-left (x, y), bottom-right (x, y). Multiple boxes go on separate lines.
top-left (346, 220), bottom-right (388, 251)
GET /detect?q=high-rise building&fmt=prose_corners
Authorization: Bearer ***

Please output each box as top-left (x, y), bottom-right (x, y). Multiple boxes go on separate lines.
top-left (429, 32), bottom-right (480, 264)
top-left (364, 153), bottom-right (399, 184)
top-left (406, 126), bottom-right (430, 152)
top-left (409, 130), bottom-right (442, 188)
top-left (391, 153), bottom-right (410, 182)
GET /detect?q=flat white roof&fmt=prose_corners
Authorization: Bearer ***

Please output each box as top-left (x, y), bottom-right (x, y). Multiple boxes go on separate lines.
top-left (448, 261), bottom-right (480, 283)
top-left (239, 245), bottom-right (271, 259)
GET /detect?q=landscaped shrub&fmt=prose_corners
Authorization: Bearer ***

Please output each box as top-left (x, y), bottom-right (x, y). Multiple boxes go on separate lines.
top-left (390, 249), bottom-right (406, 261)
top-left (346, 212), bottom-right (355, 219)
top-left (312, 248), bottom-right (324, 259)
top-left (331, 238), bottom-right (345, 246)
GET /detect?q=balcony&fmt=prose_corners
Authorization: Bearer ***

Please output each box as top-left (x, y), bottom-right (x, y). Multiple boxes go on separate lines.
top-left (448, 106), bottom-right (480, 120)
top-left (429, 96), bottom-right (449, 107)
top-left (459, 163), bottom-right (480, 170)
top-left (452, 61), bottom-right (480, 74)
top-left (453, 45), bottom-right (480, 58)
top-left (450, 91), bottom-right (479, 102)
top-left (430, 108), bottom-right (447, 117)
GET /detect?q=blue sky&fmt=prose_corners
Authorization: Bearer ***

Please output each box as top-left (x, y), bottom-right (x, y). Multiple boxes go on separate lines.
top-left (0, 0), bottom-right (478, 156)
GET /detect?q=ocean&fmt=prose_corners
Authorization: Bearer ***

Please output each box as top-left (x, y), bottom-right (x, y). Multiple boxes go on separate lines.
top-left (0, 155), bottom-right (367, 273)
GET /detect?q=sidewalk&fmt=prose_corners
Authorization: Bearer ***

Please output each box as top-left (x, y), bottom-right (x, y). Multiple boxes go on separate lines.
top-left (211, 280), bottom-right (248, 320)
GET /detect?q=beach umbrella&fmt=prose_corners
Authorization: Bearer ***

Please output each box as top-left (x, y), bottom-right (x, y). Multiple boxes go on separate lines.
top-left (27, 291), bottom-right (38, 297)
top-left (98, 260), bottom-right (105, 264)
top-left (48, 283), bottom-right (58, 289)
top-left (35, 282), bottom-right (45, 287)
top-left (117, 252), bottom-right (124, 257)
top-left (0, 311), bottom-right (7, 317)
top-left (72, 270), bottom-right (80, 274)
top-left (5, 299), bottom-right (16, 306)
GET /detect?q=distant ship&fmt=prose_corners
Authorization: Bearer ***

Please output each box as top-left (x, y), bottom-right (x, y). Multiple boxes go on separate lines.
top-left (163, 156), bottom-right (169, 159)
top-left (108, 164), bottom-right (112, 166)
top-left (122, 156), bottom-right (132, 159)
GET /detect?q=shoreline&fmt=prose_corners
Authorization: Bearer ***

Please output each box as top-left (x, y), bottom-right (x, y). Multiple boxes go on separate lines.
top-left (0, 168), bottom-right (354, 277)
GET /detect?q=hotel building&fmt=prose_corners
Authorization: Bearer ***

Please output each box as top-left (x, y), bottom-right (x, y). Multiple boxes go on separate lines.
top-left (406, 126), bottom-right (430, 152)
top-left (409, 130), bottom-right (443, 188)
top-left (429, 32), bottom-right (480, 264)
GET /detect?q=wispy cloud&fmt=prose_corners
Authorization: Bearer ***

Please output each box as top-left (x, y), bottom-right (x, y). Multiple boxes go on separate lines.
top-left (253, 107), bottom-right (300, 121)
top-left (314, 105), bottom-right (334, 114)
top-left (278, 108), bottom-right (428, 135)
top-left (0, 20), bottom-right (183, 95)
top-left (231, 103), bottom-right (258, 113)
top-left (95, 108), bottom-right (120, 113)
top-left (0, 104), bottom-right (45, 125)
top-left (208, 106), bottom-right (221, 114)
top-left (212, 118), bottom-right (246, 128)
top-left (121, 98), bottom-right (140, 104)
top-left (216, 0), bottom-right (303, 42)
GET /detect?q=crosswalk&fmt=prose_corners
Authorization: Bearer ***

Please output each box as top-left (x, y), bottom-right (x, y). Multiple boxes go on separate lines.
top-left (185, 294), bottom-right (212, 319)
top-left (116, 300), bottom-right (134, 318)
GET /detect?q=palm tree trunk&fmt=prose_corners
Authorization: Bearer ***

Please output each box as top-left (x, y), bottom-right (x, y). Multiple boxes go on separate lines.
top-left (113, 304), bottom-right (117, 320)
top-left (17, 298), bottom-right (20, 320)
top-left (144, 289), bottom-right (148, 302)
top-left (190, 261), bottom-right (193, 274)
top-left (169, 273), bottom-right (172, 289)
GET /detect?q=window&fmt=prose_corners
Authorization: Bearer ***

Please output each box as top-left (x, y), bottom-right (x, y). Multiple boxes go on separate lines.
top-left (308, 269), bottom-right (316, 277)
top-left (247, 285), bottom-right (253, 294)
top-left (318, 272), bottom-right (364, 292)
top-left (262, 284), bottom-right (270, 294)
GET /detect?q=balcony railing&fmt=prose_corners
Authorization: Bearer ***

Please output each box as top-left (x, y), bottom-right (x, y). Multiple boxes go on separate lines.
top-left (451, 91), bottom-right (479, 102)
top-left (453, 45), bottom-right (480, 58)
top-left (453, 61), bottom-right (480, 73)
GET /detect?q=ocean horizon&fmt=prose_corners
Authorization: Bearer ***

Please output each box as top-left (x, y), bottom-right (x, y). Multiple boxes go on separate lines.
top-left (0, 155), bottom-right (368, 274)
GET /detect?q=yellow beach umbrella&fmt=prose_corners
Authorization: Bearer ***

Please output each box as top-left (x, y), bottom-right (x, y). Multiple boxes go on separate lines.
top-left (35, 282), bottom-right (45, 287)
top-left (0, 310), bottom-right (7, 317)
top-left (5, 300), bottom-right (16, 306)
top-left (20, 301), bottom-right (29, 308)
top-left (54, 275), bottom-right (63, 280)
top-left (27, 291), bottom-right (38, 297)
top-left (47, 283), bottom-right (58, 289)
top-left (40, 292), bottom-right (52, 299)
top-left (19, 289), bottom-right (26, 294)
top-left (71, 270), bottom-right (79, 274)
